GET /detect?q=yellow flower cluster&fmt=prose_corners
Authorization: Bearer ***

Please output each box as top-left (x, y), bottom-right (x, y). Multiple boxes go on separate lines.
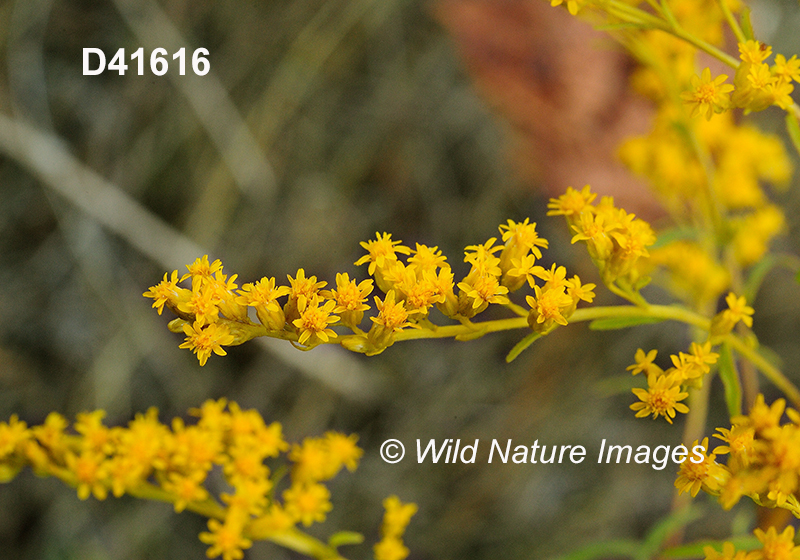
top-left (145, 217), bottom-right (596, 364)
top-left (628, 293), bottom-right (753, 423)
top-left (0, 400), bottom-right (372, 560)
top-left (703, 526), bottom-right (800, 560)
top-left (373, 495), bottom-right (417, 560)
top-left (548, 185), bottom-right (655, 297)
top-left (620, 91), bottom-right (790, 306)
top-left (683, 41), bottom-right (800, 118)
top-left (673, 394), bottom-right (800, 520)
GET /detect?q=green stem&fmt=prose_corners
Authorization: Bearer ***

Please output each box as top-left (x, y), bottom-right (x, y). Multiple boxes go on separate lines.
top-left (725, 335), bottom-right (800, 409)
top-left (390, 304), bottom-right (710, 343)
top-left (246, 524), bottom-right (344, 560)
top-left (717, 0), bottom-right (746, 43)
top-left (127, 482), bottom-right (227, 520)
top-left (603, 0), bottom-right (740, 68)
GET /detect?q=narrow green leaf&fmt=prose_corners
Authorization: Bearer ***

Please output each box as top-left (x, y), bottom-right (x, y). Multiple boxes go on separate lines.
top-left (596, 22), bottom-right (651, 31)
top-left (593, 375), bottom-right (637, 398)
top-left (505, 332), bottom-right (542, 363)
top-left (659, 0), bottom-right (680, 31)
top-left (588, 316), bottom-right (666, 331)
top-left (739, 7), bottom-right (755, 41)
top-left (718, 342), bottom-right (742, 417)
top-left (638, 505), bottom-right (701, 560)
top-left (744, 254), bottom-right (775, 303)
top-left (649, 226), bottom-right (697, 249)
top-left (549, 539), bottom-right (639, 560)
top-left (328, 531), bottom-right (364, 548)
top-left (786, 113), bottom-right (800, 158)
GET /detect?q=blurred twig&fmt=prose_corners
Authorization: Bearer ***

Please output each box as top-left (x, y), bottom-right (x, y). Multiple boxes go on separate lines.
top-left (111, 0), bottom-right (277, 199)
top-left (0, 114), bottom-right (386, 402)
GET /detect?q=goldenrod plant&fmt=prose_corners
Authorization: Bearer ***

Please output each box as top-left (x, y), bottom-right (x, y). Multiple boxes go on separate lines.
top-left (0, 399), bottom-right (415, 560)
top-left (3, 0), bottom-right (800, 557)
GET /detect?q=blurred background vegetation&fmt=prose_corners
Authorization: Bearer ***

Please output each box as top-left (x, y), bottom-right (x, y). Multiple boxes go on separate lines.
top-left (0, 0), bottom-right (799, 559)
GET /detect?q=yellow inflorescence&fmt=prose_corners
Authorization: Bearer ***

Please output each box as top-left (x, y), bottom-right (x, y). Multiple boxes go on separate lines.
top-left (145, 216), bottom-right (596, 365)
top-left (702, 526), bottom-right (800, 559)
top-left (548, 185), bottom-right (655, 296)
top-left (679, 394), bottom-right (800, 543)
top-left (0, 400), bottom-right (411, 560)
top-left (373, 495), bottom-right (418, 560)
top-left (627, 293), bottom-right (754, 423)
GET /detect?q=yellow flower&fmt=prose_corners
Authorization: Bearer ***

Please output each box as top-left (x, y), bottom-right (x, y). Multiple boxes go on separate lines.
top-left (251, 504), bottom-right (296, 533)
top-left (398, 269), bottom-right (445, 318)
top-left (65, 450), bottom-right (109, 500)
top-left (199, 517), bottom-right (252, 560)
top-left (143, 270), bottom-right (182, 315)
top-left (713, 425), bottom-right (755, 464)
top-left (75, 410), bottom-right (112, 453)
top-left (355, 232), bottom-right (411, 276)
top-left (222, 478), bottom-right (271, 517)
top-left (463, 238), bottom-right (503, 278)
top-left (457, 274), bottom-right (509, 316)
top-left (179, 321), bottom-right (235, 366)
top-left (739, 40), bottom-right (772, 64)
top-left (570, 210), bottom-right (615, 263)
top-left (285, 269), bottom-right (327, 322)
top-left (408, 243), bottom-right (447, 272)
top-left (752, 526), bottom-right (800, 560)
top-left (371, 291), bottom-right (412, 332)
top-left (703, 541), bottom-right (754, 560)
top-left (550, 0), bottom-right (582, 15)
top-left (627, 349), bottom-right (661, 376)
top-left (374, 495), bottom-right (417, 560)
top-left (322, 273), bottom-right (373, 327)
top-left (547, 185), bottom-right (596, 218)
top-left (162, 470), bottom-right (210, 513)
top-left (236, 277), bottom-right (290, 330)
top-left (723, 292), bottom-right (755, 328)
top-left (681, 68), bottom-right (734, 119)
top-left (630, 373), bottom-right (689, 423)
top-left (0, 415), bottom-right (30, 460)
top-left (566, 275), bottom-right (596, 305)
top-left (526, 285), bottom-right (573, 329)
top-left (325, 432), bottom-right (363, 472)
top-left (182, 255), bottom-right (223, 288)
top-left (381, 495), bottom-right (418, 538)
top-left (499, 218), bottom-right (549, 257)
top-left (291, 437), bottom-right (337, 483)
top-left (374, 537), bottom-right (410, 560)
top-left (283, 482), bottom-right (333, 527)
top-left (292, 295), bottom-right (339, 346)
top-left (675, 438), bottom-right (726, 497)
top-left (773, 54), bottom-right (800, 84)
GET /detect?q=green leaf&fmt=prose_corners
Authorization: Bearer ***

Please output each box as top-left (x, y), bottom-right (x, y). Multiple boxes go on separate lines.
top-left (505, 332), bottom-right (542, 363)
top-left (718, 342), bottom-right (742, 417)
top-left (549, 539), bottom-right (640, 560)
top-left (328, 531), bottom-right (364, 548)
top-left (588, 316), bottom-right (666, 330)
top-left (739, 7), bottom-right (755, 41)
top-left (593, 375), bottom-right (637, 398)
top-left (637, 505), bottom-right (701, 560)
top-left (786, 113), bottom-right (800, 158)
top-left (744, 254), bottom-right (775, 303)
top-left (649, 226), bottom-right (698, 249)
